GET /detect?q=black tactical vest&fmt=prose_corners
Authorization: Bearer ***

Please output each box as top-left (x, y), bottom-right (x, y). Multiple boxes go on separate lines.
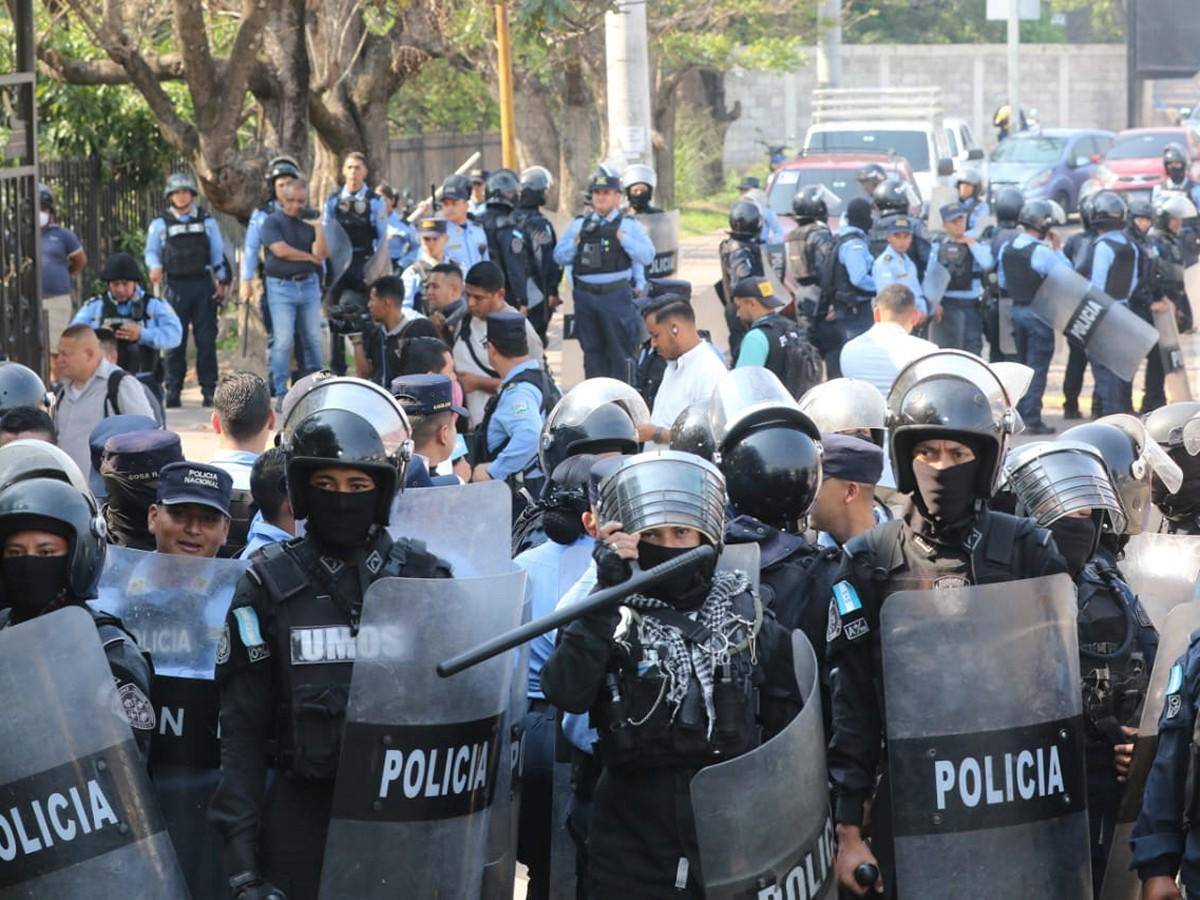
top-left (333, 191), bottom-right (377, 260)
top-left (99, 294), bottom-right (160, 374)
top-left (161, 208), bottom-right (211, 278)
top-left (1080, 232), bottom-right (1137, 301)
top-left (719, 237), bottom-right (763, 306)
top-left (749, 314), bottom-right (796, 385)
top-left (828, 231), bottom-right (875, 309)
top-left (478, 367), bottom-right (560, 467)
top-left (1000, 239), bottom-right (1045, 304)
top-left (939, 240), bottom-right (976, 293)
top-left (573, 213), bottom-right (631, 277)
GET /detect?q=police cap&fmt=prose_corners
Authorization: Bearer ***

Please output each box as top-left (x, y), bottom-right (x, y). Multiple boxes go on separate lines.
top-left (88, 415), bottom-right (159, 497)
top-left (390, 373), bottom-right (468, 418)
top-left (820, 433), bottom-right (884, 485)
top-left (441, 174), bottom-right (472, 201)
top-left (939, 203), bottom-right (968, 223)
top-left (156, 461), bottom-right (232, 517)
top-left (102, 430), bottom-right (183, 480)
top-left (738, 176), bottom-right (761, 191)
top-left (486, 311), bottom-right (529, 356)
top-left (589, 167), bottom-right (622, 192)
top-left (418, 217), bottom-right (447, 236)
top-left (469, 168), bottom-right (490, 184)
top-left (886, 216), bottom-right (915, 235)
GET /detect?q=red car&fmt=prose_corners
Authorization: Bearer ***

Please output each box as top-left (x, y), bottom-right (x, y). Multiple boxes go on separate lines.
top-left (1091, 127), bottom-right (1200, 206)
top-left (765, 151), bottom-right (920, 235)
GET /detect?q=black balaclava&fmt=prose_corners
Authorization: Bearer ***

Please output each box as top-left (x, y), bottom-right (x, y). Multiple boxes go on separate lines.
top-left (637, 539), bottom-right (717, 611)
top-left (1153, 450), bottom-right (1200, 523)
top-left (102, 474), bottom-right (158, 551)
top-left (911, 458), bottom-right (981, 531)
top-left (303, 485), bottom-right (379, 556)
top-left (0, 516), bottom-right (73, 622)
top-left (1048, 514), bottom-right (1100, 578)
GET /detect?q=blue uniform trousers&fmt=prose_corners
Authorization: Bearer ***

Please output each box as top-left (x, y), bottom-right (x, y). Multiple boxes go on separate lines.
top-left (574, 281), bottom-right (639, 382)
top-left (1012, 304), bottom-right (1055, 426)
top-left (165, 274), bottom-right (218, 397)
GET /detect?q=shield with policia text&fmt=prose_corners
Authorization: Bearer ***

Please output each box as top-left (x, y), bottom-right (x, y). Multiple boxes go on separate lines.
top-left (922, 254), bottom-right (952, 315)
top-left (1099, 602), bottom-right (1200, 900)
top-left (1030, 264), bottom-right (1159, 382)
top-left (1114, 531), bottom-right (1200, 629)
top-left (638, 210), bottom-right (680, 278)
top-left (882, 574), bottom-right (1093, 898)
top-left (1152, 301), bottom-right (1193, 401)
top-left (319, 570), bottom-right (527, 897)
top-left (92, 545), bottom-right (250, 898)
top-left (0, 606), bottom-right (188, 897)
top-left (689, 630), bottom-right (834, 899)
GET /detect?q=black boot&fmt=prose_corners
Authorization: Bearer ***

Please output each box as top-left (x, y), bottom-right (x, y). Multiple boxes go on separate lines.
top-left (166, 391), bottom-right (182, 409)
top-left (1062, 400), bottom-right (1081, 420)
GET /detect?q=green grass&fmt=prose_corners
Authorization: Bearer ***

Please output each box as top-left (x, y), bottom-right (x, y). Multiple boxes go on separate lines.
top-left (680, 201), bottom-right (730, 237)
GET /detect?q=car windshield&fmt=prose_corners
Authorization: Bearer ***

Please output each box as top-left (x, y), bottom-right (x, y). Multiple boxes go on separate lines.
top-left (806, 131), bottom-right (930, 172)
top-left (1107, 132), bottom-right (1182, 161)
top-left (990, 137), bottom-right (1067, 164)
top-left (767, 168), bottom-right (864, 214)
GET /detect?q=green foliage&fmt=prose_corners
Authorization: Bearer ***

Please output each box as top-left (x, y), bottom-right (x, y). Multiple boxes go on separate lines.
top-left (673, 104), bottom-right (725, 204)
top-left (844, 0), bottom-right (1122, 45)
top-left (389, 58), bottom-right (499, 135)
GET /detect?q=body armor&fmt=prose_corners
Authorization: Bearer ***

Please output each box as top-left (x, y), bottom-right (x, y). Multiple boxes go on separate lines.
top-left (939, 240), bottom-right (976, 293)
top-left (161, 208), bottom-right (211, 278)
top-left (1079, 232), bottom-right (1137, 301)
top-left (573, 214), bottom-right (631, 277)
top-left (1000, 239), bottom-right (1045, 304)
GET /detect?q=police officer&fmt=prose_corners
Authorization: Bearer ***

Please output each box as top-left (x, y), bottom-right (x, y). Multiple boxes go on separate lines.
top-left (0, 362), bottom-right (50, 419)
top-left (0, 451), bottom-right (154, 760)
top-left (997, 199), bottom-right (1069, 435)
top-left (145, 172), bottom-right (226, 408)
top-left (1062, 186), bottom-right (1103, 419)
top-left (400, 216), bottom-right (452, 313)
top-left (1151, 193), bottom-right (1198, 333)
top-left (1151, 141), bottom-right (1200, 209)
top-left (1146, 401), bottom-right (1200, 534)
top-left (717, 199), bottom-right (766, 360)
top-left (1081, 190), bottom-right (1139, 415)
top-left (1129, 196), bottom-right (1173, 414)
top-left (470, 311), bottom-right (561, 510)
top-left (955, 167), bottom-right (991, 238)
top-left (209, 377), bottom-right (451, 900)
top-left (439, 173), bottom-right (490, 273)
top-left (375, 182), bottom-right (419, 270)
top-left (869, 179), bottom-right (930, 279)
top-left (856, 163), bottom-right (887, 200)
top-left (515, 166), bottom-right (563, 343)
top-left (819, 198), bottom-right (876, 377)
top-left (241, 156), bottom-right (307, 388)
top-left (982, 186), bottom-right (1024, 363)
top-left (871, 215), bottom-right (927, 315)
top-left (468, 167), bottom-right (489, 216)
top-left (929, 203), bottom-right (994, 355)
top-left (476, 168), bottom-right (529, 311)
top-left (99, 429), bottom-right (185, 550)
top-left (1004, 440), bottom-right (1158, 889)
top-left (72, 252), bottom-right (182, 388)
top-left (552, 167), bottom-right (656, 381)
top-left (322, 152), bottom-right (388, 376)
top-left (389, 373), bottom-right (469, 487)
top-left (621, 164), bottom-right (662, 215)
top-left (828, 350), bottom-right (1067, 897)
top-left (540, 450), bottom-right (802, 896)
top-left (786, 184), bottom-right (836, 321)
top-left (737, 175), bottom-right (783, 243)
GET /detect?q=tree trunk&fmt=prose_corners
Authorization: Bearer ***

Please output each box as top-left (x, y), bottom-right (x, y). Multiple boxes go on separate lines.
top-left (689, 68), bottom-right (741, 192)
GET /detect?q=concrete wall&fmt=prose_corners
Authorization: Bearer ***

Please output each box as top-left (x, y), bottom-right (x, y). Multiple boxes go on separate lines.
top-left (723, 43), bottom-right (1127, 171)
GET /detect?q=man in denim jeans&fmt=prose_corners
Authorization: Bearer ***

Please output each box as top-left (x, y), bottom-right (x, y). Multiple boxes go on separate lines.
top-left (261, 180), bottom-right (326, 400)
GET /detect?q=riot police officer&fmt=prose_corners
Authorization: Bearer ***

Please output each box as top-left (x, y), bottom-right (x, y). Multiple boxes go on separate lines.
top-left (717, 200), bottom-right (766, 360)
top-left (1063, 186), bottom-right (1103, 419)
top-left (818, 198), bottom-right (876, 377)
top-left (982, 186), bottom-right (1024, 363)
top-left (0, 444), bottom-right (154, 760)
top-left (929, 203), bottom-right (994, 355)
top-left (955, 167), bottom-right (990, 238)
top-left (0, 361), bottom-right (50, 419)
top-left (1128, 196), bottom-right (1175, 413)
top-left (856, 163), bottom-right (887, 200)
top-left (145, 172), bottom-right (226, 407)
top-left (869, 179), bottom-right (930, 279)
top-left (785, 184), bottom-right (836, 322)
top-left (72, 252), bottom-right (182, 389)
top-left (621, 164), bottom-right (662, 215)
top-left (477, 168), bottom-right (530, 311)
top-left (1151, 141), bottom-right (1200, 209)
top-left (1146, 401), bottom-right (1200, 534)
top-left (515, 166), bottom-right (563, 342)
top-left (1004, 440), bottom-right (1158, 890)
top-left (541, 450), bottom-right (802, 896)
top-left (828, 350), bottom-right (1068, 897)
top-left (1150, 193), bottom-right (1197, 332)
top-left (209, 377), bottom-right (451, 900)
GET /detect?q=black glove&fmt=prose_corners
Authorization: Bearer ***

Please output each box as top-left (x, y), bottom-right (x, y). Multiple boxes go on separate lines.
top-left (230, 871), bottom-right (287, 900)
top-left (592, 539), bottom-right (632, 589)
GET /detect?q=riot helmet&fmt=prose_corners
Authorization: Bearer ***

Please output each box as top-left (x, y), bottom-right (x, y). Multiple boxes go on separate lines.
top-left (485, 168), bottom-right (520, 209)
top-left (539, 378), bottom-right (647, 475)
top-left (163, 172), bottom-right (199, 201)
top-left (596, 450), bottom-right (727, 550)
top-left (708, 367), bottom-right (814, 455)
top-left (728, 200), bottom-right (763, 239)
top-left (1155, 193), bottom-right (1198, 231)
top-left (519, 166), bottom-right (554, 208)
top-left (1077, 182), bottom-right (1101, 231)
top-left (955, 167), bottom-right (984, 197)
top-left (1090, 190), bottom-right (1128, 229)
top-left (1163, 142), bottom-right (1189, 181)
top-left (791, 185), bottom-right (838, 224)
top-left (1145, 402), bottom-right (1200, 522)
top-left (1002, 440), bottom-right (1127, 534)
top-left (621, 164), bottom-right (657, 212)
top-left (1128, 196), bottom-right (1154, 223)
top-left (0, 476), bottom-right (106, 604)
top-left (872, 178), bottom-right (917, 216)
top-left (0, 439), bottom-right (91, 498)
top-left (856, 163), bottom-right (887, 189)
top-left (992, 187), bottom-right (1024, 227)
top-left (1062, 415), bottom-right (1183, 535)
top-left (886, 350), bottom-right (1019, 497)
top-left (266, 156), bottom-right (302, 186)
top-left (277, 369), bottom-right (337, 433)
top-left (669, 403), bottom-right (717, 461)
top-left (1017, 199), bottom-right (1060, 237)
top-left (279, 377), bottom-right (412, 524)
top-left (798, 378), bottom-right (887, 446)
top-left (0, 363), bottom-right (49, 414)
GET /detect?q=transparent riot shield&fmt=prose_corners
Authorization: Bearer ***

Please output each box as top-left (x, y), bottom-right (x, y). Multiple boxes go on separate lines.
top-left (91, 545), bottom-right (250, 898)
top-left (638, 210), bottom-right (680, 278)
top-left (1153, 302), bottom-right (1193, 402)
top-left (1116, 532), bottom-right (1200, 629)
top-left (922, 255), bottom-right (952, 314)
top-left (319, 571), bottom-right (527, 898)
top-left (882, 575), bottom-right (1093, 899)
top-left (1186, 262), bottom-right (1200, 312)
top-left (361, 239), bottom-right (393, 286)
top-left (760, 243), bottom-right (789, 302)
top-left (717, 541), bottom-right (761, 594)
top-left (690, 630), bottom-right (834, 898)
top-left (388, 480), bottom-right (512, 576)
top-left (1099, 602), bottom-right (1200, 900)
top-left (323, 217), bottom-right (353, 288)
top-left (998, 295), bottom-right (1018, 355)
top-left (1030, 265), bottom-right (1159, 381)
top-left (0, 606), bottom-right (188, 897)
top-left (785, 240), bottom-right (819, 313)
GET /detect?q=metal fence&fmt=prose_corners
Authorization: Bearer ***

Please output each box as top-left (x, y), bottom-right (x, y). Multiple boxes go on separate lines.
top-left (384, 131), bottom-right (502, 197)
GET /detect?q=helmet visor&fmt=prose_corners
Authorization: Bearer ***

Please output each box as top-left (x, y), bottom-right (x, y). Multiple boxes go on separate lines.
top-left (281, 378), bottom-right (410, 458)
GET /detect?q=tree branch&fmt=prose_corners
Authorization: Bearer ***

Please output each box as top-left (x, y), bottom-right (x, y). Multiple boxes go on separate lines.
top-left (36, 46), bottom-right (185, 84)
top-left (171, 0), bottom-right (219, 128)
top-left (210, 0), bottom-right (273, 139)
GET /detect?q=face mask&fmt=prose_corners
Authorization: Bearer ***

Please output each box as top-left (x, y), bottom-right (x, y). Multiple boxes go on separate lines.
top-left (1, 556), bottom-right (70, 621)
top-left (628, 192), bottom-right (651, 213)
top-left (304, 487), bottom-right (378, 554)
top-left (38, 211), bottom-right (50, 228)
top-left (637, 541), bottom-right (715, 611)
top-left (102, 475), bottom-right (158, 551)
top-left (1049, 516), bottom-right (1098, 577)
top-left (912, 458), bottom-right (980, 527)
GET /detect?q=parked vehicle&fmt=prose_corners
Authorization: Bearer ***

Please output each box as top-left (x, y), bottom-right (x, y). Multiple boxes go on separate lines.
top-left (985, 128), bottom-right (1115, 213)
top-left (1090, 127), bottom-right (1200, 205)
top-left (765, 151), bottom-right (920, 234)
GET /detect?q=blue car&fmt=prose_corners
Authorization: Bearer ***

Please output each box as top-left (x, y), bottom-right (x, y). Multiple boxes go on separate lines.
top-left (986, 129), bottom-right (1115, 213)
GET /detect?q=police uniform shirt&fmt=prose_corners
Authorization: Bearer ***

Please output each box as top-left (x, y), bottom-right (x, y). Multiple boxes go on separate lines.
top-left (484, 358), bottom-right (547, 481)
top-left (321, 187), bottom-right (388, 249)
top-left (872, 246), bottom-right (927, 314)
top-left (552, 209), bottom-right (657, 285)
top-left (443, 218), bottom-right (490, 273)
top-left (453, 315), bottom-right (545, 426)
top-left (997, 232), bottom-right (1072, 293)
top-left (72, 287), bottom-right (184, 352)
top-left (241, 203), bottom-right (277, 282)
top-left (387, 212), bottom-right (419, 267)
top-left (145, 206), bottom-right (225, 275)
top-left (836, 226), bottom-right (877, 298)
top-left (646, 340), bottom-right (729, 451)
top-left (934, 238), bottom-right (995, 301)
top-left (1090, 231), bottom-right (1140, 302)
top-left (962, 198), bottom-right (992, 239)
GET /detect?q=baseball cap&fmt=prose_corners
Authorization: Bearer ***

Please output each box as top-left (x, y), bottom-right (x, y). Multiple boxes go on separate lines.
top-left (390, 373), bottom-right (468, 418)
top-left (732, 276), bottom-right (785, 308)
top-left (156, 461), bottom-right (233, 517)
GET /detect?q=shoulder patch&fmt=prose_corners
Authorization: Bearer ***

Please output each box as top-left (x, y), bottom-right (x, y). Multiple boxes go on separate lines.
top-left (826, 598), bottom-right (842, 642)
top-left (833, 580), bottom-right (862, 616)
top-left (118, 682), bottom-right (156, 731)
top-left (1167, 662), bottom-right (1184, 696)
top-left (216, 624), bottom-right (231, 665)
top-left (233, 606), bottom-right (271, 662)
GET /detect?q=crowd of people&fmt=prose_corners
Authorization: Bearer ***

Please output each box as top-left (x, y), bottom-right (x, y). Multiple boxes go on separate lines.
top-left (9, 140), bottom-right (1200, 900)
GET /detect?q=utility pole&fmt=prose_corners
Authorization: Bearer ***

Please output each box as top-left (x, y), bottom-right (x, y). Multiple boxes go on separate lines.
top-left (816, 0), bottom-right (842, 88)
top-left (604, 0), bottom-right (653, 167)
top-left (1006, 0), bottom-right (1021, 134)
top-left (494, 0), bottom-right (518, 169)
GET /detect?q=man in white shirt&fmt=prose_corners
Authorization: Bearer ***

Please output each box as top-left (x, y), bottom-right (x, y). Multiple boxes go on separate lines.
top-left (636, 299), bottom-right (728, 450)
top-left (838, 283), bottom-right (936, 399)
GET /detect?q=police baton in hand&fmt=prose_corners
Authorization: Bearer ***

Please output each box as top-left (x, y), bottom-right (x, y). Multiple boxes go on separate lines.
top-left (436, 543), bottom-right (717, 678)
